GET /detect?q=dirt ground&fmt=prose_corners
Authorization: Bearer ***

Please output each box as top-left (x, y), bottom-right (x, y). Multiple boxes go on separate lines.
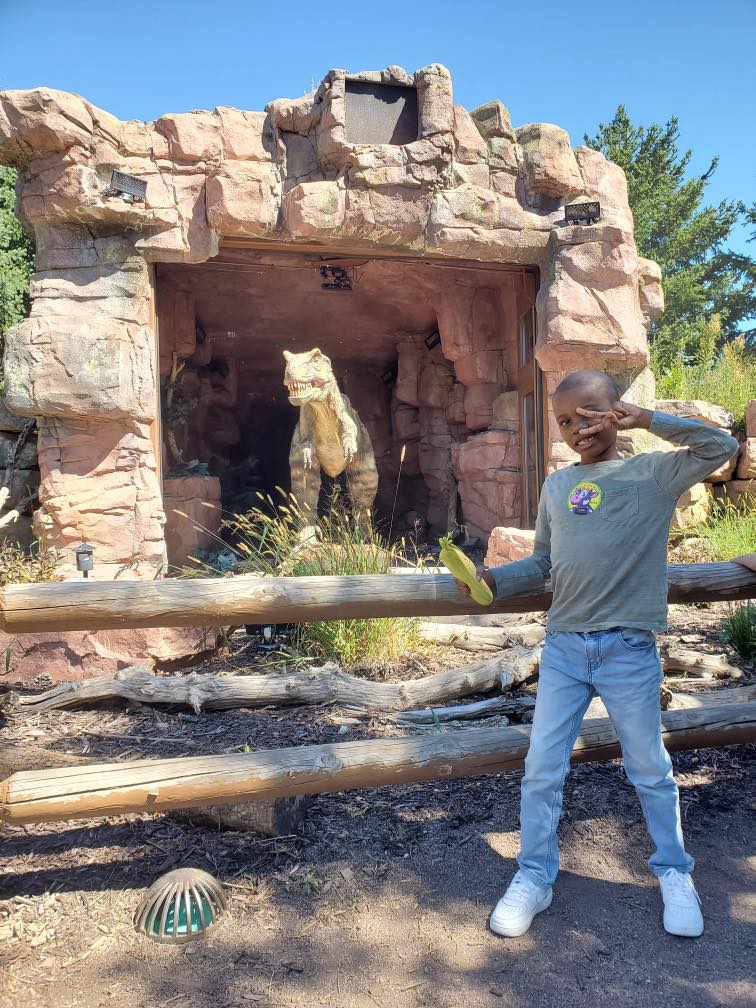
top-left (1, 603), bottom-right (755, 1008)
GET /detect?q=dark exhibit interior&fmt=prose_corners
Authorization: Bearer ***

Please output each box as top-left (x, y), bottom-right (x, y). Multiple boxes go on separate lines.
top-left (156, 247), bottom-right (536, 553)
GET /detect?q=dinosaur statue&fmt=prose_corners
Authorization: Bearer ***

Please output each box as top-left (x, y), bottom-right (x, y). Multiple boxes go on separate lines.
top-left (283, 348), bottom-right (378, 532)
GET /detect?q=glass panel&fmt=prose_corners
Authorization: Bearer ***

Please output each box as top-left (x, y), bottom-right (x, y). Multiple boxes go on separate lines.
top-left (522, 391), bottom-right (538, 528)
top-left (519, 307), bottom-right (535, 367)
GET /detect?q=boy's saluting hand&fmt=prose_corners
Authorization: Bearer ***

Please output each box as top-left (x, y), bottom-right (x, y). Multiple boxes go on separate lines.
top-left (575, 401), bottom-right (653, 435)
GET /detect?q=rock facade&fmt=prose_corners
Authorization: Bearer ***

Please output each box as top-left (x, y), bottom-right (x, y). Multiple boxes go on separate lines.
top-left (0, 67), bottom-right (662, 565)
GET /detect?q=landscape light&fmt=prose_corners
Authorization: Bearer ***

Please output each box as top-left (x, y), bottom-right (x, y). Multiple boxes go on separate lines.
top-left (103, 169), bottom-right (147, 203)
top-left (564, 201), bottom-right (601, 226)
top-left (320, 265), bottom-right (352, 291)
top-left (74, 543), bottom-right (94, 578)
top-left (424, 330), bottom-right (441, 351)
top-left (381, 365), bottom-right (398, 385)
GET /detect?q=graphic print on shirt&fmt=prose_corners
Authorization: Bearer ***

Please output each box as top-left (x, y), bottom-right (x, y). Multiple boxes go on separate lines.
top-left (567, 480), bottom-right (602, 515)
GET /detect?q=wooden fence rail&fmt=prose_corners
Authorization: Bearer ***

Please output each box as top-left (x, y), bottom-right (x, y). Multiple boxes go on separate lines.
top-left (2, 703), bottom-right (754, 825)
top-left (1, 562), bottom-right (755, 633)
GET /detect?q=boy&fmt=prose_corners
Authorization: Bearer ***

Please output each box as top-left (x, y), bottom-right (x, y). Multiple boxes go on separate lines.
top-left (456, 369), bottom-right (739, 939)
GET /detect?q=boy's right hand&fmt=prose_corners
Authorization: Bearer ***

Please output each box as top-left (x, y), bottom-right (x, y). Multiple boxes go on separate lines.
top-left (454, 566), bottom-right (495, 596)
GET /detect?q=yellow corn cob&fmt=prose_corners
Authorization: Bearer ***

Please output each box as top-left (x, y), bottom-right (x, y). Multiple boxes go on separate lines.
top-left (439, 536), bottom-right (494, 606)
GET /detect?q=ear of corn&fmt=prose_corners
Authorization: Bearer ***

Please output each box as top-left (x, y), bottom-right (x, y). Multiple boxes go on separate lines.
top-left (439, 536), bottom-right (493, 606)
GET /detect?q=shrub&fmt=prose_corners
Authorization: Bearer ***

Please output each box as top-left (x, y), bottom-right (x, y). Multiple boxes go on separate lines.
top-left (184, 490), bottom-right (421, 670)
top-left (682, 500), bottom-right (756, 561)
top-left (653, 331), bottom-right (756, 429)
top-left (721, 602), bottom-right (756, 660)
top-left (0, 540), bottom-right (59, 586)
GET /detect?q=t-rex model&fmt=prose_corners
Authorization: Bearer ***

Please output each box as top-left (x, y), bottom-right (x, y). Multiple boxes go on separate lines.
top-left (283, 348), bottom-right (378, 531)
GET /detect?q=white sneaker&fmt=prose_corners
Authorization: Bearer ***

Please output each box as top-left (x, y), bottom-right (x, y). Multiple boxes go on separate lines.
top-left (489, 870), bottom-right (553, 937)
top-left (659, 869), bottom-right (704, 937)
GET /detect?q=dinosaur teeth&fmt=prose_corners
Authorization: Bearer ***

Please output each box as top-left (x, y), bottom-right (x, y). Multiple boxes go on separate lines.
top-left (287, 381), bottom-right (315, 396)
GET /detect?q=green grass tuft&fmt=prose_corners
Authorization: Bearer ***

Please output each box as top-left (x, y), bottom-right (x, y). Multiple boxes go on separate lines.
top-left (683, 500), bottom-right (756, 561)
top-left (183, 489), bottom-right (421, 671)
top-left (721, 602), bottom-right (756, 660)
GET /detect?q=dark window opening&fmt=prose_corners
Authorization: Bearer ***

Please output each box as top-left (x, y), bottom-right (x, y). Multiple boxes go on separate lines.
top-left (344, 80), bottom-right (419, 146)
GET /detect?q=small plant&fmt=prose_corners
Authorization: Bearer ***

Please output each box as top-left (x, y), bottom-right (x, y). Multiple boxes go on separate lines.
top-left (182, 489), bottom-right (420, 671)
top-left (0, 540), bottom-right (59, 586)
top-left (653, 332), bottom-right (756, 429)
top-left (722, 602), bottom-right (756, 660)
top-left (681, 500), bottom-right (756, 561)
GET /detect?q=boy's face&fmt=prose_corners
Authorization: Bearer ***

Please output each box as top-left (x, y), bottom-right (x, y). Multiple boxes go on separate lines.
top-left (552, 382), bottom-right (619, 464)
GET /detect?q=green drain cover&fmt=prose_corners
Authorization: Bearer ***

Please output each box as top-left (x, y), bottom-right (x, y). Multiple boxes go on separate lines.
top-left (134, 867), bottom-right (227, 944)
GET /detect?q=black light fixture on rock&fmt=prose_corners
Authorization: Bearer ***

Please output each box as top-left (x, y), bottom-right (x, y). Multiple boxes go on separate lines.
top-left (424, 330), bottom-right (441, 350)
top-left (320, 265), bottom-right (352, 291)
top-left (564, 201), bottom-right (601, 225)
top-left (103, 169), bottom-right (147, 203)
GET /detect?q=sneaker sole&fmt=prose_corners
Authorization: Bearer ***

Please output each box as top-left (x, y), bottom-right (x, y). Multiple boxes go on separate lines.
top-left (489, 891), bottom-right (553, 937)
top-left (664, 920), bottom-right (704, 938)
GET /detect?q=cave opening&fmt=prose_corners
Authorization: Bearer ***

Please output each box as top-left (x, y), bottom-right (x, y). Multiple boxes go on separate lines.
top-left (156, 248), bottom-right (540, 568)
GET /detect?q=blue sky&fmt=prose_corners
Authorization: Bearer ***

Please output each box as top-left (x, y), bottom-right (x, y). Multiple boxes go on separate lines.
top-left (1, 0), bottom-right (754, 254)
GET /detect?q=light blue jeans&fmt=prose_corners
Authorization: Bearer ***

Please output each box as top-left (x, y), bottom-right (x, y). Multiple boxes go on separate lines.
top-left (518, 627), bottom-right (694, 888)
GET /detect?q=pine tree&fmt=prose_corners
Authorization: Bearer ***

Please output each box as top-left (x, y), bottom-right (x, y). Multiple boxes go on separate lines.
top-left (0, 165), bottom-right (34, 338)
top-left (585, 107), bottom-right (756, 370)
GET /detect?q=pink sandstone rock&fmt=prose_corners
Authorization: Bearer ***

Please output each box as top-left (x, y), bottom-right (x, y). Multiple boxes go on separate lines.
top-left (747, 400), bottom-right (756, 438)
top-left (0, 88), bottom-right (92, 161)
top-left (5, 314), bottom-right (156, 423)
top-left (516, 123), bottom-right (582, 198)
top-left (0, 626), bottom-right (219, 684)
top-left (722, 479), bottom-right (756, 508)
top-left (470, 101), bottom-right (514, 140)
top-left (154, 111), bottom-right (223, 162)
top-left (206, 160), bottom-right (280, 236)
top-left (453, 430), bottom-right (520, 537)
top-left (215, 107), bottom-right (271, 161)
top-left (654, 399), bottom-right (733, 429)
top-left (491, 390), bottom-right (519, 429)
top-left (453, 105), bottom-right (488, 163)
top-left (637, 257), bottom-right (665, 323)
top-left (395, 343), bottom-right (423, 407)
top-left (163, 475), bottom-right (222, 569)
top-left (418, 355), bottom-right (455, 409)
top-left (485, 526), bottom-right (535, 567)
top-left (464, 383), bottom-right (503, 431)
top-left (283, 180), bottom-right (346, 237)
top-left (445, 383), bottom-right (466, 426)
top-left (736, 438), bottom-right (756, 479)
top-left (573, 147), bottom-right (634, 232)
top-left (670, 483), bottom-right (711, 532)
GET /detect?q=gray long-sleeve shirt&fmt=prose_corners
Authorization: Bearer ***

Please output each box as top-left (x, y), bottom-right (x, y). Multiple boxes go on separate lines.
top-left (490, 412), bottom-right (739, 632)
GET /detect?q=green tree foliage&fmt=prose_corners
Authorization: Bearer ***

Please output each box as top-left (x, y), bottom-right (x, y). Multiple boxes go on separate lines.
top-left (585, 107), bottom-right (756, 370)
top-left (0, 165), bottom-right (34, 337)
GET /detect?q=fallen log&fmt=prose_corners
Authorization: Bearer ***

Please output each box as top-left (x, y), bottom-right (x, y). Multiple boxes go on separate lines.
top-left (6, 651), bottom-right (540, 716)
top-left (392, 696), bottom-right (514, 725)
top-left (418, 621), bottom-right (545, 650)
top-left (2, 702), bottom-right (754, 825)
top-left (0, 563), bottom-right (754, 633)
top-left (660, 644), bottom-right (742, 680)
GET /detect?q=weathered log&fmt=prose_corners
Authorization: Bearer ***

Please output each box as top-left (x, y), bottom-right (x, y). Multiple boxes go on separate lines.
top-left (2, 702), bottom-right (754, 825)
top-left (7, 651), bottom-right (540, 717)
top-left (660, 644), bottom-right (742, 680)
top-left (418, 621), bottom-right (545, 650)
top-left (392, 696), bottom-right (514, 725)
top-left (0, 563), bottom-right (754, 633)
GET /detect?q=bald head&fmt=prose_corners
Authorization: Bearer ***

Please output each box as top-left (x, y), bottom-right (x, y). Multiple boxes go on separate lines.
top-left (554, 370), bottom-right (620, 402)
